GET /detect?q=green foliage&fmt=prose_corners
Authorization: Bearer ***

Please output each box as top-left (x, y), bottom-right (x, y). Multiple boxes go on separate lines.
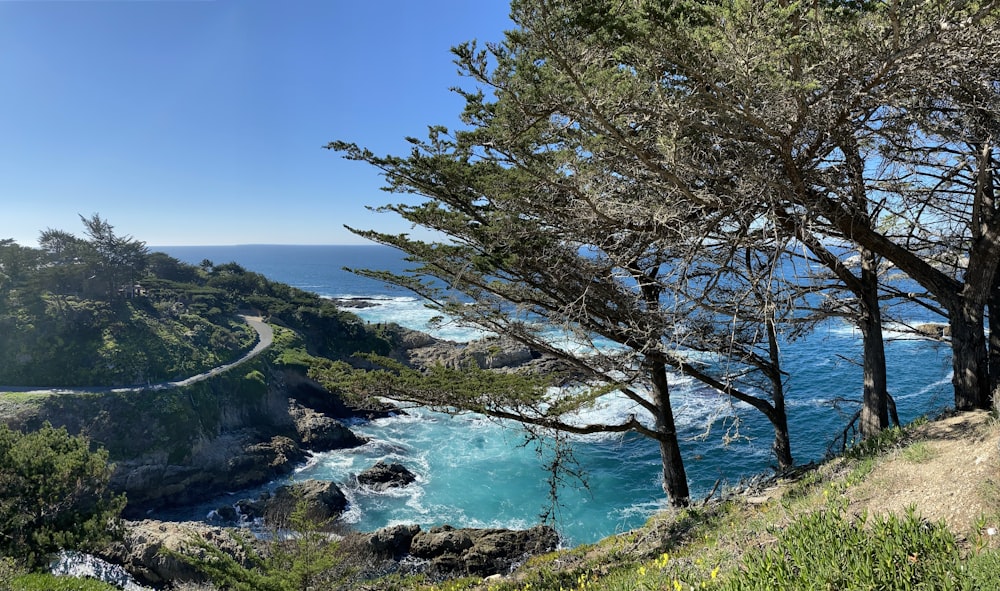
top-left (312, 354), bottom-right (556, 419)
top-left (2, 219), bottom-right (395, 388)
top-left (845, 418), bottom-right (927, 461)
top-left (0, 424), bottom-right (124, 569)
top-left (177, 498), bottom-right (349, 591)
top-left (9, 573), bottom-right (121, 591)
top-left (0, 296), bottom-right (251, 387)
top-left (720, 506), bottom-right (984, 590)
top-left (901, 441), bottom-right (937, 463)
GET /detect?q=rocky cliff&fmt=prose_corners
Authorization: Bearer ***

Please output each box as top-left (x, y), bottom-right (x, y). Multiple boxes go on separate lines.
top-left (0, 324), bottom-right (567, 518)
top-left (1, 361), bottom-right (369, 515)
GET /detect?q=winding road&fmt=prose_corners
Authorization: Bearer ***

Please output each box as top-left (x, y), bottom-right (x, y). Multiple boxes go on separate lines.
top-left (0, 315), bottom-right (274, 395)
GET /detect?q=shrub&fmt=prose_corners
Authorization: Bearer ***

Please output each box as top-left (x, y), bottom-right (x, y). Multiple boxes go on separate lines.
top-left (0, 424), bottom-right (124, 568)
top-left (177, 498), bottom-right (350, 591)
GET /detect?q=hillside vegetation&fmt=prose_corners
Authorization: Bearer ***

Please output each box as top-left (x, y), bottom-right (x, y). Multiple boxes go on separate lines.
top-left (0, 217), bottom-right (394, 388)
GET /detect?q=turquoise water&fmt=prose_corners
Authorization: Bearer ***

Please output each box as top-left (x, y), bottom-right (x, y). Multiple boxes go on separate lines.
top-left (159, 244), bottom-right (954, 546)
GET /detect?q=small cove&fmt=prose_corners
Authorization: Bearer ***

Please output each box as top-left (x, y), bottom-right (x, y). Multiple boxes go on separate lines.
top-left (158, 244), bottom-right (955, 546)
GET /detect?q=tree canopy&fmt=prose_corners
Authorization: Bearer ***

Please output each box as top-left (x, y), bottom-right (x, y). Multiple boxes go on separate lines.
top-left (328, 0), bottom-right (1000, 507)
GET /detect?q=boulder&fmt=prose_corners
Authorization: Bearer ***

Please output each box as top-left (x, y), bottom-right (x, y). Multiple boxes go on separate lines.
top-left (363, 523), bottom-right (422, 558)
top-left (461, 337), bottom-right (536, 369)
top-left (457, 526), bottom-right (560, 576)
top-left (234, 496), bottom-right (267, 521)
top-left (264, 479), bottom-right (349, 528)
top-left (212, 504), bottom-right (238, 523)
top-left (350, 524), bottom-right (560, 577)
top-left (914, 323), bottom-right (951, 339)
top-left (358, 461), bottom-right (417, 491)
top-left (289, 403), bottom-right (365, 451)
top-left (225, 435), bottom-right (308, 487)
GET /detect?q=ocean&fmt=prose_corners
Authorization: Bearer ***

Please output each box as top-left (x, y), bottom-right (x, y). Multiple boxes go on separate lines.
top-left (157, 244), bottom-right (954, 546)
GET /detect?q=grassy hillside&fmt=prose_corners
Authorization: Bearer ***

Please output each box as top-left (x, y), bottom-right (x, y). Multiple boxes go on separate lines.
top-left (0, 293), bottom-right (253, 387)
top-left (0, 245), bottom-right (394, 388)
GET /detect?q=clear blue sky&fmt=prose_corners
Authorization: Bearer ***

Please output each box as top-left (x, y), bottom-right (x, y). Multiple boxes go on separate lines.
top-left (0, 0), bottom-right (512, 247)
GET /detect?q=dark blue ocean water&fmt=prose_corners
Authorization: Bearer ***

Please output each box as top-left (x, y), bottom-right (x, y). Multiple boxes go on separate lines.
top-left (157, 244), bottom-right (954, 546)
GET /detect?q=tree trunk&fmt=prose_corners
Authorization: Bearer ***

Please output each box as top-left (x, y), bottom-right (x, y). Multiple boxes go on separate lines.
top-left (989, 279), bottom-right (1000, 410)
top-left (765, 317), bottom-right (793, 470)
top-left (949, 300), bottom-right (990, 410)
top-left (858, 248), bottom-right (890, 438)
top-left (649, 359), bottom-right (690, 507)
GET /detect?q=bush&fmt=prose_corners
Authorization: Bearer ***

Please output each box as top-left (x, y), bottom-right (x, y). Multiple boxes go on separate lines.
top-left (0, 424), bottom-right (124, 568)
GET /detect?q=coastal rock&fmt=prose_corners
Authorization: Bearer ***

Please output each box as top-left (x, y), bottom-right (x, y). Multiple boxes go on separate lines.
top-left (399, 333), bottom-right (583, 380)
top-left (264, 479), bottom-right (349, 528)
top-left (462, 337), bottom-right (536, 369)
top-left (358, 461), bottom-right (417, 491)
top-left (394, 327), bottom-right (437, 349)
top-left (212, 504), bottom-right (239, 523)
top-left (100, 519), bottom-right (253, 588)
top-left (234, 497), bottom-right (266, 521)
top-left (112, 433), bottom-right (306, 513)
top-left (332, 297), bottom-right (380, 309)
top-left (350, 524), bottom-right (559, 577)
top-left (411, 525), bottom-right (560, 576)
top-left (290, 402), bottom-right (365, 451)
top-left (229, 435), bottom-right (308, 485)
top-left (363, 523), bottom-right (422, 558)
top-left (914, 323), bottom-right (951, 339)
top-left (406, 336), bottom-right (536, 370)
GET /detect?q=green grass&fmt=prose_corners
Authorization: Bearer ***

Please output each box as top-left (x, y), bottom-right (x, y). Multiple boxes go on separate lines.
top-left (10, 573), bottom-right (121, 591)
top-left (901, 441), bottom-right (937, 463)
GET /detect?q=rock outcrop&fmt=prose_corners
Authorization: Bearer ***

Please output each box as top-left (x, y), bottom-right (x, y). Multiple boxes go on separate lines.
top-left (405, 336), bottom-right (536, 370)
top-left (914, 323), bottom-right (951, 339)
top-left (351, 524), bottom-right (560, 577)
top-left (114, 433), bottom-right (307, 513)
top-left (265, 479), bottom-right (349, 527)
top-left (389, 328), bottom-right (583, 381)
top-left (290, 402), bottom-right (365, 451)
top-left (214, 479), bottom-right (349, 529)
top-left (357, 461), bottom-right (417, 491)
top-left (100, 520), bottom-right (253, 588)
top-left (107, 520), bottom-right (557, 586)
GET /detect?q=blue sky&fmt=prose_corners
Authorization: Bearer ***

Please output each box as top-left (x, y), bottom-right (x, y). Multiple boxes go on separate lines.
top-left (0, 0), bottom-right (512, 247)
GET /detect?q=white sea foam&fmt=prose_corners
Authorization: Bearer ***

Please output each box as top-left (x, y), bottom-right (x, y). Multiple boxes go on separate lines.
top-left (337, 488), bottom-right (364, 525)
top-left (893, 372), bottom-right (953, 402)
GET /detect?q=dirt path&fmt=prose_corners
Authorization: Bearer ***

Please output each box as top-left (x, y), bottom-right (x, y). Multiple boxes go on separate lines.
top-left (846, 410), bottom-right (1000, 535)
top-left (0, 315), bottom-right (274, 395)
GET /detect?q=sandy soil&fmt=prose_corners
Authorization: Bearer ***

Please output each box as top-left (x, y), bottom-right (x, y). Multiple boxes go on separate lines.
top-left (845, 410), bottom-right (1000, 538)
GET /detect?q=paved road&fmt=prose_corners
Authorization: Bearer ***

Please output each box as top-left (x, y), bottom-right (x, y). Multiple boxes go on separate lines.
top-left (0, 315), bottom-right (274, 395)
